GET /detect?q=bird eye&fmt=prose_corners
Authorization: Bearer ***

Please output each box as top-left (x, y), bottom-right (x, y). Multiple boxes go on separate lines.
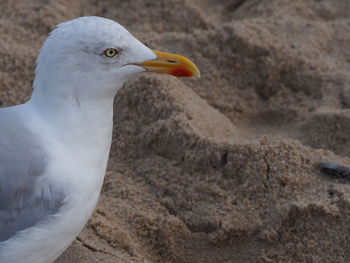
top-left (103, 48), bottom-right (119, 58)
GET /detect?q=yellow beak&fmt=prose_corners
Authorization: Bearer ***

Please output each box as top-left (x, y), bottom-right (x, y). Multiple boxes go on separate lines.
top-left (135, 50), bottom-right (200, 78)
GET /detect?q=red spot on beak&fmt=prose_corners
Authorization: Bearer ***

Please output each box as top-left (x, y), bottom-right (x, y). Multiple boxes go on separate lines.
top-left (171, 68), bottom-right (193, 77)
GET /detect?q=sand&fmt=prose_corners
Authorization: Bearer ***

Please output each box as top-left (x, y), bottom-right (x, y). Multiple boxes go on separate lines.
top-left (1, 0), bottom-right (350, 262)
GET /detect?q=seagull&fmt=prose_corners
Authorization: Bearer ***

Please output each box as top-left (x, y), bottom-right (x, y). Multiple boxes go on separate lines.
top-left (0, 16), bottom-right (200, 263)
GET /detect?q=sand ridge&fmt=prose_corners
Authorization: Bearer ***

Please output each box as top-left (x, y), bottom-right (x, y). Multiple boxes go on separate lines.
top-left (1, 0), bottom-right (350, 262)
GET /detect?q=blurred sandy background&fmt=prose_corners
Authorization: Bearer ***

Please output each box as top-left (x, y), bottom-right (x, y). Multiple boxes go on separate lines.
top-left (1, 0), bottom-right (350, 262)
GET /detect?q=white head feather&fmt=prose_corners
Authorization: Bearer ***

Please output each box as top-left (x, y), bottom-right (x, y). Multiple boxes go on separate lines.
top-left (33, 16), bottom-right (155, 100)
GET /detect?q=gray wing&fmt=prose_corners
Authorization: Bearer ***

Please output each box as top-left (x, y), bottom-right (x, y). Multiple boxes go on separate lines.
top-left (0, 107), bottom-right (63, 242)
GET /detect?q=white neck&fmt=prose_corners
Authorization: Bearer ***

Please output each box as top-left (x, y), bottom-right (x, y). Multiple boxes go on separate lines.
top-left (0, 81), bottom-right (120, 263)
top-left (31, 76), bottom-right (117, 136)
top-left (32, 92), bottom-right (113, 142)
top-left (29, 79), bottom-right (118, 192)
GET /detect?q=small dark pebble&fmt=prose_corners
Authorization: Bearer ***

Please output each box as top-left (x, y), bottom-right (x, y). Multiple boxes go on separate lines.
top-left (320, 162), bottom-right (350, 179)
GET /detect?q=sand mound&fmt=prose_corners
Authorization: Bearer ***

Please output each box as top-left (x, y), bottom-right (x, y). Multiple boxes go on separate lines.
top-left (1, 0), bottom-right (350, 262)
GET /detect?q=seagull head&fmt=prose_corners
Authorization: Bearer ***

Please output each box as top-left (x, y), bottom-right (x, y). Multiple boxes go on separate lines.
top-left (33, 16), bottom-right (200, 99)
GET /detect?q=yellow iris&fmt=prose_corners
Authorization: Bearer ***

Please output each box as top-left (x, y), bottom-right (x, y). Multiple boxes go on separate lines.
top-left (104, 48), bottom-right (118, 58)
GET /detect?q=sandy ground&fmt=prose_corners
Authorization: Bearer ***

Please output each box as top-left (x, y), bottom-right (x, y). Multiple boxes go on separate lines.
top-left (1, 0), bottom-right (350, 262)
